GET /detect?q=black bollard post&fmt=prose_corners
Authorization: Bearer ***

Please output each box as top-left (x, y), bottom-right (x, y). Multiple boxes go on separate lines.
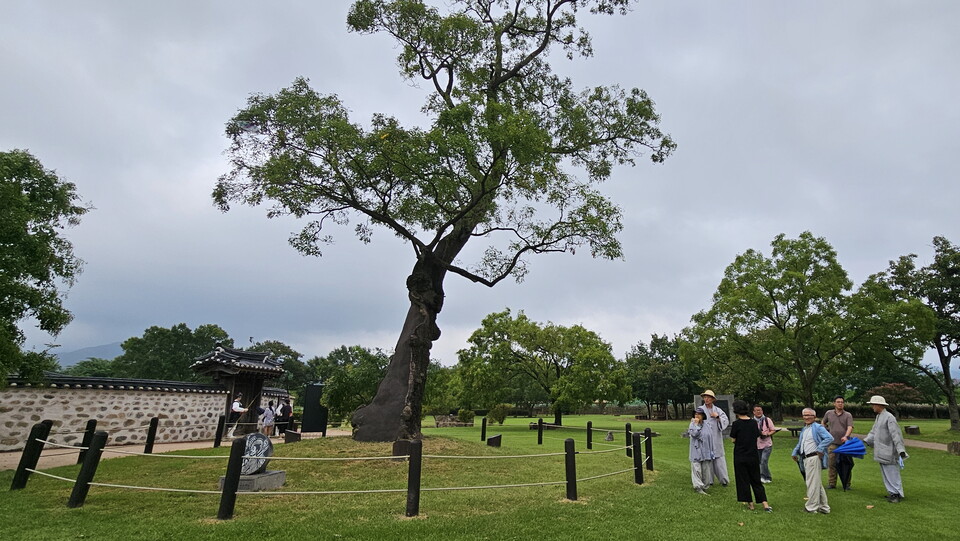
top-left (214, 415), bottom-right (226, 448)
top-left (77, 419), bottom-right (98, 465)
top-left (217, 437), bottom-right (247, 520)
top-left (625, 422), bottom-right (632, 458)
top-left (144, 417), bottom-right (160, 454)
top-left (11, 421), bottom-right (53, 490)
top-left (644, 427), bottom-right (654, 471)
top-left (564, 438), bottom-right (577, 501)
top-left (67, 430), bottom-right (108, 508)
top-left (632, 432), bottom-right (644, 485)
top-left (537, 418), bottom-right (543, 445)
top-left (586, 421), bottom-right (593, 450)
top-left (405, 439), bottom-right (423, 517)
top-left (480, 417), bottom-right (487, 442)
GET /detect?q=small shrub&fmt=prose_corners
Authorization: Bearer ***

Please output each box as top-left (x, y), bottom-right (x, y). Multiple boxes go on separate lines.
top-left (488, 403), bottom-right (510, 425)
top-left (457, 408), bottom-right (475, 424)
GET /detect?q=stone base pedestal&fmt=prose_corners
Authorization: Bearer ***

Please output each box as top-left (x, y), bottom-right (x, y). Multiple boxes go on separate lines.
top-left (219, 470), bottom-right (286, 492)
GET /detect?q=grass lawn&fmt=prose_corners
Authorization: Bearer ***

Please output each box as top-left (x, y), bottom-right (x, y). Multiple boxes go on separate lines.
top-left (2, 415), bottom-right (958, 540)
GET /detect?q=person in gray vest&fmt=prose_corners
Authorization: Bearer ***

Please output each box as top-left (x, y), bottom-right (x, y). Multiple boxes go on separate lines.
top-left (700, 390), bottom-right (729, 486)
top-left (863, 395), bottom-right (908, 503)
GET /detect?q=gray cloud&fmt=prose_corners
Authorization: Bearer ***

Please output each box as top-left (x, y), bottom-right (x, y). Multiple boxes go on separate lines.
top-left (4, 1), bottom-right (958, 364)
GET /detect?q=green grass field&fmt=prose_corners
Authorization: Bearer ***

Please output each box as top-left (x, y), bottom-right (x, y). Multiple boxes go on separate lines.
top-left (2, 415), bottom-right (958, 540)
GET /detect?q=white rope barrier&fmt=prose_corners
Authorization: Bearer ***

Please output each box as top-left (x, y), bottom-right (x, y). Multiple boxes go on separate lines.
top-left (237, 488), bottom-right (407, 496)
top-left (421, 480), bottom-right (567, 491)
top-left (247, 455), bottom-right (406, 462)
top-left (422, 451), bottom-right (566, 459)
top-left (88, 481), bottom-right (222, 494)
top-left (575, 446), bottom-right (631, 455)
top-left (35, 439), bottom-right (89, 450)
top-left (542, 423), bottom-right (633, 434)
top-left (24, 468), bottom-right (77, 483)
top-left (101, 448), bottom-right (226, 459)
top-left (577, 467), bottom-right (637, 482)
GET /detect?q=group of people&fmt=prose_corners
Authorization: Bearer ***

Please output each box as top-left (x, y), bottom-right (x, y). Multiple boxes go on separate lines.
top-left (687, 390), bottom-right (909, 513)
top-left (226, 393), bottom-right (294, 439)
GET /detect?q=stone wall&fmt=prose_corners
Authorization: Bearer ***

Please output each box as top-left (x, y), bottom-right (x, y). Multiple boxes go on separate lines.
top-left (0, 384), bottom-right (227, 452)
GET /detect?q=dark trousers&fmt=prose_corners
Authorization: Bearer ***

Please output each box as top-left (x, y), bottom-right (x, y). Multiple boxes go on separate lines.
top-left (734, 459), bottom-right (768, 503)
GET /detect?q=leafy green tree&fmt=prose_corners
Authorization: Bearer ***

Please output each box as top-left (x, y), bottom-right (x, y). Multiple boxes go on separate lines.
top-left (113, 323), bottom-right (233, 382)
top-left (683, 232), bottom-right (931, 409)
top-left (1, 149), bottom-right (88, 384)
top-left (309, 345), bottom-right (389, 422)
top-left (626, 334), bottom-right (700, 419)
top-left (876, 236), bottom-right (960, 430)
top-left (214, 0), bottom-right (673, 441)
top-left (458, 309), bottom-right (629, 425)
top-left (422, 361), bottom-right (459, 416)
top-left (248, 339), bottom-right (311, 396)
top-left (62, 357), bottom-right (121, 378)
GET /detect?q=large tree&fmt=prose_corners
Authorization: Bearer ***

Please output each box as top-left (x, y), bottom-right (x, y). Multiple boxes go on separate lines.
top-left (876, 236), bottom-right (960, 430)
top-left (458, 309), bottom-right (629, 425)
top-left (213, 1), bottom-right (673, 441)
top-left (1, 149), bottom-right (88, 384)
top-left (683, 232), bottom-right (931, 409)
top-left (113, 323), bottom-right (233, 382)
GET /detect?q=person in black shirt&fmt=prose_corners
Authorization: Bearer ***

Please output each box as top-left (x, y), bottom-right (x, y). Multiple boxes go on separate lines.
top-left (729, 400), bottom-right (772, 512)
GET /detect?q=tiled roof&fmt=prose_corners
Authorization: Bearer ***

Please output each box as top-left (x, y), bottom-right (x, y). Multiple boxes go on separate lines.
top-left (191, 343), bottom-right (285, 376)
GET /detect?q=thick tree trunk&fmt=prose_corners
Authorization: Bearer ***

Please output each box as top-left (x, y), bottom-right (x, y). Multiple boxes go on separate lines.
top-left (351, 243), bottom-right (463, 441)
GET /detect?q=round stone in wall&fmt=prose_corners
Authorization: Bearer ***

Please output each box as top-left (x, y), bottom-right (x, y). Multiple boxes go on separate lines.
top-left (241, 433), bottom-right (273, 475)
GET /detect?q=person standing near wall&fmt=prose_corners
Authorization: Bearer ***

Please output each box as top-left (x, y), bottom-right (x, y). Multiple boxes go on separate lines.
top-left (226, 393), bottom-right (248, 439)
top-left (261, 400), bottom-right (276, 436)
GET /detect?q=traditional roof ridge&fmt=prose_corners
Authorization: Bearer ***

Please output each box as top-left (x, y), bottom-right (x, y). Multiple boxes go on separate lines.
top-left (191, 342), bottom-right (285, 376)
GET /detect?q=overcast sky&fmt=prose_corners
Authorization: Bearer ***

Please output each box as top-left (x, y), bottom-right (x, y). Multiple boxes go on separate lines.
top-left (4, 1), bottom-right (958, 366)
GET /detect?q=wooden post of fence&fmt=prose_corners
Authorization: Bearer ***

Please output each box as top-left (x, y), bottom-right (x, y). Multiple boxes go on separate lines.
top-left (217, 438), bottom-right (247, 520)
top-left (586, 421), bottom-right (593, 450)
top-left (481, 417), bottom-right (487, 442)
top-left (537, 418), bottom-right (543, 445)
top-left (644, 427), bottom-right (654, 471)
top-left (67, 430), bottom-right (108, 508)
top-left (564, 438), bottom-right (577, 501)
top-left (405, 439), bottom-right (423, 517)
top-left (632, 432), bottom-right (644, 485)
top-left (625, 422), bottom-right (632, 458)
top-left (144, 417), bottom-right (160, 454)
top-left (214, 415), bottom-right (226, 448)
top-left (10, 421), bottom-right (53, 490)
top-left (76, 419), bottom-right (98, 465)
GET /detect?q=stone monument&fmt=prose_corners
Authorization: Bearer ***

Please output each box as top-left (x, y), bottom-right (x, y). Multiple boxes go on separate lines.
top-left (219, 433), bottom-right (286, 491)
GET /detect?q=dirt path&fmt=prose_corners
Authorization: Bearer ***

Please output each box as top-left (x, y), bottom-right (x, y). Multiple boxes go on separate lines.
top-left (851, 433), bottom-right (947, 451)
top-left (0, 429), bottom-right (352, 472)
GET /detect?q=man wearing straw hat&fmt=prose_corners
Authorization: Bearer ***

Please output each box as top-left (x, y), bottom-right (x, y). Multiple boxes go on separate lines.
top-left (700, 390), bottom-right (730, 486)
top-left (863, 395), bottom-right (908, 503)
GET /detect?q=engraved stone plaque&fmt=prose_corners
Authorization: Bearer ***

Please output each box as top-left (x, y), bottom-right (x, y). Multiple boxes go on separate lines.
top-left (241, 432), bottom-right (273, 475)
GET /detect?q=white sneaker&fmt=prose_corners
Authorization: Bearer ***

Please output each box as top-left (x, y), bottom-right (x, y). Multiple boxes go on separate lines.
top-left (761, 478), bottom-right (771, 484)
